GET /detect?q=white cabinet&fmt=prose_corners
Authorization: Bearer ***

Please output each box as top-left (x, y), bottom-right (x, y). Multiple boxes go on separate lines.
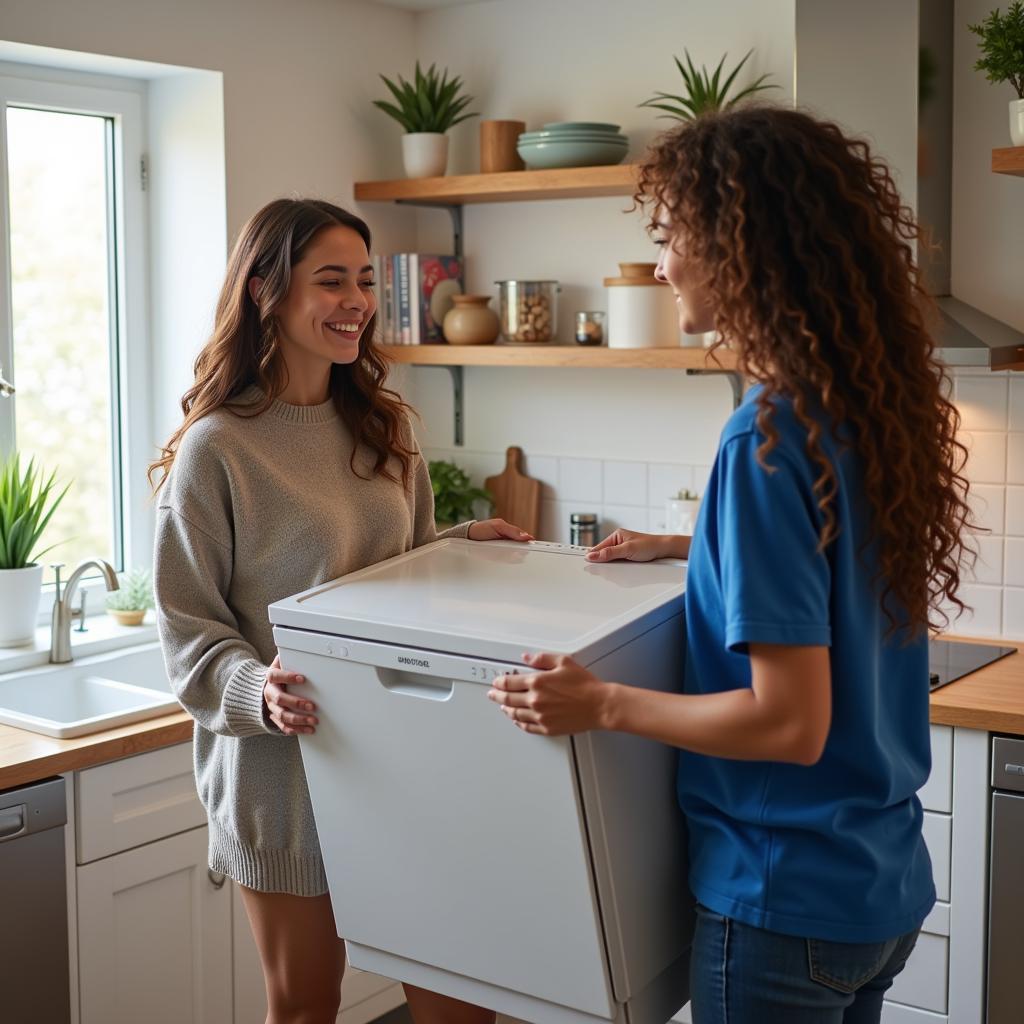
top-left (77, 824), bottom-right (232, 1024)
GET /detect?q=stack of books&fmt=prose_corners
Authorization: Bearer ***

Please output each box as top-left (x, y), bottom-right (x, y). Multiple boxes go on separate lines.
top-left (373, 253), bottom-right (463, 345)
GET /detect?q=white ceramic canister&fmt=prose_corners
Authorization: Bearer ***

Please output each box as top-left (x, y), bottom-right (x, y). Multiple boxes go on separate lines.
top-left (604, 269), bottom-right (681, 348)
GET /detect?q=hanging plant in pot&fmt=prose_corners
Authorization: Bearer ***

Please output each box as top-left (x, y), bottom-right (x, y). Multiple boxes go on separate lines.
top-left (969, 2), bottom-right (1024, 146)
top-left (373, 62), bottom-right (478, 179)
top-left (0, 453), bottom-right (70, 646)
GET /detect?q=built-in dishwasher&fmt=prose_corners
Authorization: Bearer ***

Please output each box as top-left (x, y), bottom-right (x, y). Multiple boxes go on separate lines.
top-left (987, 736), bottom-right (1024, 1023)
top-left (0, 776), bottom-right (70, 1024)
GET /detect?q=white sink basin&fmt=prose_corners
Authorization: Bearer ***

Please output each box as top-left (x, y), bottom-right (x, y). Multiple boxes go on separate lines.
top-left (0, 642), bottom-right (180, 738)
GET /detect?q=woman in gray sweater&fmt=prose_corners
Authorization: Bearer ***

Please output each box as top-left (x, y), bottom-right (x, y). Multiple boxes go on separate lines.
top-left (152, 198), bottom-right (528, 1024)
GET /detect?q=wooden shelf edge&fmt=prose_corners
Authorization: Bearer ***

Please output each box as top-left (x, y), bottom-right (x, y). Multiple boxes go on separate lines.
top-left (377, 343), bottom-right (737, 371)
top-left (355, 164), bottom-right (639, 204)
top-left (992, 146), bottom-right (1024, 176)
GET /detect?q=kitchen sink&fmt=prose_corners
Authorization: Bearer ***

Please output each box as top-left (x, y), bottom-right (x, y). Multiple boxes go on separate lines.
top-left (0, 641), bottom-right (180, 738)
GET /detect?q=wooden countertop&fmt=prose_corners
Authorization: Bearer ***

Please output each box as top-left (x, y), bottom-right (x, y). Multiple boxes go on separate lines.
top-left (0, 635), bottom-right (1021, 791)
top-left (929, 635), bottom-right (1024, 734)
top-left (0, 710), bottom-right (193, 791)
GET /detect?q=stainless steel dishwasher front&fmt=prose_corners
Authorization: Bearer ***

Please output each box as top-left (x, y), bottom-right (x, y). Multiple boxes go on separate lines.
top-left (0, 776), bottom-right (70, 1024)
top-left (987, 736), bottom-right (1024, 1024)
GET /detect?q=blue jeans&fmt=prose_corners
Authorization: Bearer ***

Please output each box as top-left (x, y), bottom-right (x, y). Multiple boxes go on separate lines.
top-left (690, 903), bottom-right (922, 1024)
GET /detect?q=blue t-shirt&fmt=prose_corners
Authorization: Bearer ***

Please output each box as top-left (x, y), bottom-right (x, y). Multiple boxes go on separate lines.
top-left (679, 383), bottom-right (936, 943)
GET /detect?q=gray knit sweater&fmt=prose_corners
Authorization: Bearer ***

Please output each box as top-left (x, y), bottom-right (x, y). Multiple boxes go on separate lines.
top-left (154, 390), bottom-right (470, 895)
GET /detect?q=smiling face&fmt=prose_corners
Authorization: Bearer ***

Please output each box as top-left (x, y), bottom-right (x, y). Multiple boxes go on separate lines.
top-left (652, 217), bottom-right (715, 336)
top-left (257, 224), bottom-right (377, 375)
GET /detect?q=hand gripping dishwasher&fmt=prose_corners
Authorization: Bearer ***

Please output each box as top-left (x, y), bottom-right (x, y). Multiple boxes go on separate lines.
top-left (269, 538), bottom-right (694, 1024)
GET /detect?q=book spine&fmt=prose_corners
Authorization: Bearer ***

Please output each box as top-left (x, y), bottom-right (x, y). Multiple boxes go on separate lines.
top-left (409, 253), bottom-right (421, 345)
top-left (398, 253), bottom-right (410, 345)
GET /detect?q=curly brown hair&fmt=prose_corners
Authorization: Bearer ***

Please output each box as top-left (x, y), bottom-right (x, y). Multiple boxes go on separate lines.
top-left (148, 198), bottom-right (415, 493)
top-left (636, 106), bottom-right (974, 636)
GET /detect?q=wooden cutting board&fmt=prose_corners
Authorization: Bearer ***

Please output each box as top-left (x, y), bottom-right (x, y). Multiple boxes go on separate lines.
top-left (484, 446), bottom-right (541, 538)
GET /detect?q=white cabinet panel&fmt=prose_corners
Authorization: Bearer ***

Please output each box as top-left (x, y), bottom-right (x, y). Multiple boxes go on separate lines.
top-left (881, 1001), bottom-right (947, 1022)
top-left (77, 825), bottom-right (231, 1024)
top-left (75, 743), bottom-right (204, 863)
top-left (920, 726), bottom-right (952, 814)
top-left (887, 932), bottom-right (949, 1015)
top-left (922, 811), bottom-right (952, 903)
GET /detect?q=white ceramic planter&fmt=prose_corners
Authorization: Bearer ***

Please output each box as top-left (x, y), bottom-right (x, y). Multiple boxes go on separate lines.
top-left (0, 564), bottom-right (44, 646)
top-left (1011, 99), bottom-right (1024, 147)
top-left (401, 133), bottom-right (449, 179)
top-left (606, 283), bottom-right (681, 348)
top-left (665, 498), bottom-right (701, 535)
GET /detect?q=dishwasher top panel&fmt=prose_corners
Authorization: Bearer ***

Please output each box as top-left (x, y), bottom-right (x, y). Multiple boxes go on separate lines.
top-left (269, 539), bottom-right (686, 664)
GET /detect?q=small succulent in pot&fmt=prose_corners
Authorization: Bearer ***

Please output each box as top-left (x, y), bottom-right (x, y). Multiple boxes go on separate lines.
top-left (428, 459), bottom-right (492, 529)
top-left (106, 566), bottom-right (154, 626)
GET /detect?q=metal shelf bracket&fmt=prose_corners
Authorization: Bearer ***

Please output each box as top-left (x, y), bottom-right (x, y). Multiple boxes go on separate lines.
top-left (395, 200), bottom-right (464, 261)
top-left (686, 368), bottom-right (745, 410)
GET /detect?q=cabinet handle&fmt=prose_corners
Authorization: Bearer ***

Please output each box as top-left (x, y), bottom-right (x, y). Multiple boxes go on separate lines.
top-left (207, 869), bottom-right (227, 890)
top-left (0, 804), bottom-right (26, 842)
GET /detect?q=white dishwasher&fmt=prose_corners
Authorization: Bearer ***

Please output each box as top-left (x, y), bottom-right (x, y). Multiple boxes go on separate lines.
top-left (269, 538), bottom-right (694, 1024)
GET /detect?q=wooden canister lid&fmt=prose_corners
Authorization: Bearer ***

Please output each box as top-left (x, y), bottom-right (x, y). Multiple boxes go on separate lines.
top-left (603, 275), bottom-right (667, 286)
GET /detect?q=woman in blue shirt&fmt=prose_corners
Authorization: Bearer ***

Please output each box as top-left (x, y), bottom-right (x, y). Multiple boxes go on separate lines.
top-left (488, 106), bottom-right (973, 1023)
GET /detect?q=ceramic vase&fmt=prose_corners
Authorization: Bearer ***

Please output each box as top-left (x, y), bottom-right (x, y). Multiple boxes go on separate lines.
top-left (402, 133), bottom-right (449, 179)
top-left (1011, 99), bottom-right (1024, 147)
top-left (443, 295), bottom-right (500, 345)
top-left (0, 564), bottom-right (44, 646)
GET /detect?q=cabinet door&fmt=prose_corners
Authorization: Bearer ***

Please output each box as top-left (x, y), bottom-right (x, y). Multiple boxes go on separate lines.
top-left (77, 825), bottom-right (231, 1024)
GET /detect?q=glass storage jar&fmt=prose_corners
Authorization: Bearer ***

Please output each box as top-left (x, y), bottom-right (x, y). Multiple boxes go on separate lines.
top-left (495, 280), bottom-right (559, 343)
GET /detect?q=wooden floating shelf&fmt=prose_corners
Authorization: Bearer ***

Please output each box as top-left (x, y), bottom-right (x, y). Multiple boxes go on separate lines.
top-left (992, 147), bottom-right (1024, 176)
top-left (377, 343), bottom-right (737, 370)
top-left (354, 164), bottom-right (639, 204)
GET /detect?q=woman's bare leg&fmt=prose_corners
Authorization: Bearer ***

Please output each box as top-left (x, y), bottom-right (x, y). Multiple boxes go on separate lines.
top-left (403, 984), bottom-right (497, 1024)
top-left (240, 886), bottom-right (346, 1024)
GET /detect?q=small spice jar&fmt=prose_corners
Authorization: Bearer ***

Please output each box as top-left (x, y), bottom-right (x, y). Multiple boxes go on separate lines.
top-left (575, 311), bottom-right (605, 346)
top-left (569, 512), bottom-right (599, 547)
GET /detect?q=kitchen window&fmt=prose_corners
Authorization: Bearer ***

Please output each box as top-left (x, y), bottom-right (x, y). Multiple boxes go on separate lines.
top-left (0, 71), bottom-right (151, 606)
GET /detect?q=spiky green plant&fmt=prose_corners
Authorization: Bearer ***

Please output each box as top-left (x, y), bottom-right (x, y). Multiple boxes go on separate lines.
top-left (373, 62), bottom-right (478, 134)
top-left (106, 567), bottom-right (154, 612)
top-left (639, 49), bottom-right (778, 121)
top-left (0, 453), bottom-right (69, 570)
top-left (969, 2), bottom-right (1024, 99)
top-left (428, 460), bottom-right (491, 526)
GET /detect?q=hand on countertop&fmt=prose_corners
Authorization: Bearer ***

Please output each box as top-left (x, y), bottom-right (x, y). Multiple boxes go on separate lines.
top-left (467, 518), bottom-right (534, 542)
top-left (586, 529), bottom-right (689, 562)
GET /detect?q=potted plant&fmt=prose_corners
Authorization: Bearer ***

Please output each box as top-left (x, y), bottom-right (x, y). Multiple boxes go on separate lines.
top-left (969, 2), bottom-right (1024, 145)
top-left (0, 453), bottom-right (69, 646)
top-left (639, 49), bottom-right (778, 121)
top-left (374, 62), bottom-right (478, 178)
top-left (106, 566), bottom-right (154, 626)
top-left (428, 459), bottom-right (492, 530)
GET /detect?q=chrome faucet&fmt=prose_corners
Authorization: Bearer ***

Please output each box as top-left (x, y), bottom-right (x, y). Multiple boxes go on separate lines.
top-left (50, 559), bottom-right (119, 664)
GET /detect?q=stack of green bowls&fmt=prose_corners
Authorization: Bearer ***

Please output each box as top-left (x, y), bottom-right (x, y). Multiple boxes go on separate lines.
top-left (516, 122), bottom-right (628, 170)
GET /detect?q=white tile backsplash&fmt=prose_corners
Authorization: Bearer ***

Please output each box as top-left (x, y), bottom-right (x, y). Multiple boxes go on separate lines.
top-left (1007, 487), bottom-right (1024, 536)
top-left (648, 463), bottom-right (694, 505)
top-left (1008, 433), bottom-right (1024, 485)
top-left (956, 376), bottom-right (1008, 430)
top-left (968, 484), bottom-right (1005, 535)
top-left (944, 584), bottom-right (1004, 638)
top-left (961, 431), bottom-right (1007, 484)
top-left (603, 461), bottom-right (648, 507)
top-left (1005, 538), bottom-right (1024, 588)
top-left (557, 457), bottom-right (603, 502)
top-left (1010, 379), bottom-right (1024, 432)
top-left (522, 454), bottom-right (558, 499)
top-left (600, 504), bottom-right (650, 535)
top-left (1003, 588), bottom-right (1024, 640)
top-left (970, 536), bottom-right (1005, 586)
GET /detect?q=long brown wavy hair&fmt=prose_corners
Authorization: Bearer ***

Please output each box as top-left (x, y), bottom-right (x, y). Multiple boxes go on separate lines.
top-left (637, 106), bottom-right (973, 635)
top-left (149, 198), bottom-right (414, 492)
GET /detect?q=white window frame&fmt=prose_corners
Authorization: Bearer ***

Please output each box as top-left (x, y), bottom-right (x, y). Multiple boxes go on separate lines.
top-left (0, 70), bottom-right (152, 621)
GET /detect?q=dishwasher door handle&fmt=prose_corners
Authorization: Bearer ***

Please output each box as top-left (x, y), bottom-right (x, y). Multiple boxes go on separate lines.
top-left (0, 803), bottom-right (27, 842)
top-left (376, 667), bottom-right (455, 702)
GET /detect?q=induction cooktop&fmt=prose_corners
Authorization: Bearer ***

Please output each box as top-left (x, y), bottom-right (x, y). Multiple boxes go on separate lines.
top-left (928, 638), bottom-right (1016, 691)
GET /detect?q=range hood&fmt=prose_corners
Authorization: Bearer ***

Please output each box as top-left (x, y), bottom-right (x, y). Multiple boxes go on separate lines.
top-left (935, 297), bottom-right (1024, 371)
